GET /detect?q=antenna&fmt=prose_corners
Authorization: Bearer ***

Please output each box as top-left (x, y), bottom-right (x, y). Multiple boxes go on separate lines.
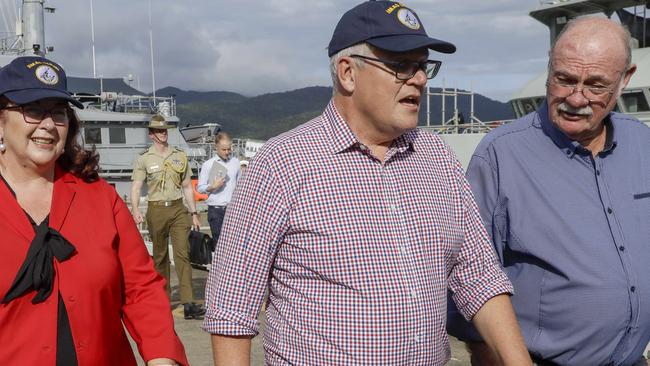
top-left (148, 0), bottom-right (156, 100)
top-left (89, 0), bottom-right (96, 78)
top-left (0, 3), bottom-right (11, 36)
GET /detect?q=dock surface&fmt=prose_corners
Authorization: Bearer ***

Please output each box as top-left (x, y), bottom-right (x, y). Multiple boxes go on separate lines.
top-left (129, 264), bottom-right (471, 365)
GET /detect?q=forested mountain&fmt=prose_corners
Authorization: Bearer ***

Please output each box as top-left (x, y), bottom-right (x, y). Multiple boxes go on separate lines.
top-left (157, 86), bottom-right (514, 140)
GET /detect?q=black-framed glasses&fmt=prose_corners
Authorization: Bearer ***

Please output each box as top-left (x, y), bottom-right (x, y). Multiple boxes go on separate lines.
top-left (3, 103), bottom-right (70, 126)
top-left (350, 54), bottom-right (442, 80)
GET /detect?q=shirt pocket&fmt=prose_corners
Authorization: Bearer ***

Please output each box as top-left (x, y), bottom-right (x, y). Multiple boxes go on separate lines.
top-left (146, 164), bottom-right (163, 180)
top-left (633, 190), bottom-right (650, 242)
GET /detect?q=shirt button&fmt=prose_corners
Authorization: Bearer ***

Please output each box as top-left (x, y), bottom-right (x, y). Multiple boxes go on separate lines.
top-left (631, 286), bottom-right (636, 292)
top-left (42, 346), bottom-right (51, 352)
top-left (410, 289), bottom-right (417, 299)
top-left (414, 334), bottom-right (421, 342)
top-left (607, 207), bottom-right (613, 214)
top-left (399, 246), bottom-right (407, 255)
top-left (596, 170), bottom-right (601, 176)
top-left (566, 150), bottom-right (571, 155)
top-left (69, 296), bottom-right (76, 302)
top-left (619, 246), bottom-right (625, 251)
top-left (390, 204), bottom-right (397, 211)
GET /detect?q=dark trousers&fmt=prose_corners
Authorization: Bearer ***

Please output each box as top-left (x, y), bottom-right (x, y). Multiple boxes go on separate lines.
top-left (207, 205), bottom-right (227, 246)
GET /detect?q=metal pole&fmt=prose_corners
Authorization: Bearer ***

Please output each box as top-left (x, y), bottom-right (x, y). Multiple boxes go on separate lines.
top-left (643, 6), bottom-right (647, 48)
top-left (0, 3), bottom-right (11, 36)
top-left (441, 78), bottom-right (446, 125)
top-left (454, 88), bottom-right (458, 128)
top-left (148, 0), bottom-right (156, 100)
top-left (470, 81), bottom-right (475, 127)
top-left (22, 0), bottom-right (45, 56)
top-left (99, 76), bottom-right (103, 110)
top-left (426, 86), bottom-right (430, 126)
top-left (89, 0), bottom-right (96, 78)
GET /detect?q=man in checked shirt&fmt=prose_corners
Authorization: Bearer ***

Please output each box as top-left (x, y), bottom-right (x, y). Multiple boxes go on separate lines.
top-left (202, 1), bottom-right (532, 365)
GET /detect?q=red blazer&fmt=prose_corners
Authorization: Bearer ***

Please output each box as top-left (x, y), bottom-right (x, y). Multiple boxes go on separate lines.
top-left (0, 168), bottom-right (188, 365)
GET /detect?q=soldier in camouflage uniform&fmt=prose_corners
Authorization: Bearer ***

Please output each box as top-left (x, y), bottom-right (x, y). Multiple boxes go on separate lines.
top-left (130, 114), bottom-right (205, 319)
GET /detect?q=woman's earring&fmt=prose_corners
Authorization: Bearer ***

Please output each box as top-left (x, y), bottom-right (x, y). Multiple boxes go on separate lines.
top-left (0, 137), bottom-right (5, 152)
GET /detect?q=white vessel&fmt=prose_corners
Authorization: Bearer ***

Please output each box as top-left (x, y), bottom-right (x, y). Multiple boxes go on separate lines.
top-left (0, 0), bottom-right (209, 198)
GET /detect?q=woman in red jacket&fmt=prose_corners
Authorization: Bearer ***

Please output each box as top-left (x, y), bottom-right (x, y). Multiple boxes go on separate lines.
top-left (0, 57), bottom-right (188, 365)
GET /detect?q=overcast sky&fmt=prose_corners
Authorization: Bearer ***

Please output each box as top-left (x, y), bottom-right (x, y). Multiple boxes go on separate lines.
top-left (5, 0), bottom-right (555, 101)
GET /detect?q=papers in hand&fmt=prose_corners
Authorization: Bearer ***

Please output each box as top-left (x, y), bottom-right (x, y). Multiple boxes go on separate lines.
top-left (208, 161), bottom-right (228, 183)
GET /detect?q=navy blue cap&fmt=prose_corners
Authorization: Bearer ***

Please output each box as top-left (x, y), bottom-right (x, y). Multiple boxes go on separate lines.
top-left (328, 0), bottom-right (456, 57)
top-left (0, 56), bottom-right (83, 108)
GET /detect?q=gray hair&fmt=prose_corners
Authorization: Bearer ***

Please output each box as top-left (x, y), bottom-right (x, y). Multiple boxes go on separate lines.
top-left (329, 42), bottom-right (374, 94)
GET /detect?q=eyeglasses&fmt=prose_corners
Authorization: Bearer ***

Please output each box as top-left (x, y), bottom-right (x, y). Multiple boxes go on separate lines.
top-left (545, 76), bottom-right (621, 103)
top-left (3, 103), bottom-right (70, 126)
top-left (350, 54), bottom-right (442, 80)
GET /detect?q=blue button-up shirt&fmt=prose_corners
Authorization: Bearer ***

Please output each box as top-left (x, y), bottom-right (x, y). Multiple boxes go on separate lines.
top-left (448, 103), bottom-right (650, 365)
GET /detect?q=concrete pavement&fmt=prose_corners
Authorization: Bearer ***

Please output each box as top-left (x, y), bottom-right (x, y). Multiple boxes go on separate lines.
top-left (130, 265), bottom-right (471, 365)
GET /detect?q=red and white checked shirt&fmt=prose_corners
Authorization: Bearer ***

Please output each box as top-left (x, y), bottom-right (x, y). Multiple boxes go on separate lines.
top-left (202, 101), bottom-right (512, 365)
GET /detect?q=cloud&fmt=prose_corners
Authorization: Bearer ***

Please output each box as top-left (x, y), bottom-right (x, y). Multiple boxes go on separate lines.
top-left (31, 0), bottom-right (553, 101)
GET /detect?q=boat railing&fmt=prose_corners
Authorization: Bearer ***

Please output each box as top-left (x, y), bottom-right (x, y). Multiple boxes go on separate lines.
top-left (421, 120), bottom-right (513, 134)
top-left (73, 92), bottom-right (177, 116)
top-left (0, 35), bottom-right (21, 54)
top-left (425, 85), bottom-right (514, 134)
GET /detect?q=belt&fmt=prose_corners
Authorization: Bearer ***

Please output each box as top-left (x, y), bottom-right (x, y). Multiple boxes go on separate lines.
top-left (149, 198), bottom-right (182, 207)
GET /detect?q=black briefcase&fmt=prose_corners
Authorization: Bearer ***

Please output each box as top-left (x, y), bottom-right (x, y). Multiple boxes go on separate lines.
top-left (188, 230), bottom-right (213, 265)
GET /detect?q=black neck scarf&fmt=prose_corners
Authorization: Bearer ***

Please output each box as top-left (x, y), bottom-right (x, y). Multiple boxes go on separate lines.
top-left (0, 174), bottom-right (79, 365)
top-left (2, 219), bottom-right (76, 304)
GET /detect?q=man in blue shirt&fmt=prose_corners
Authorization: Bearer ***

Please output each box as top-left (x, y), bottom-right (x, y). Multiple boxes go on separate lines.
top-left (448, 17), bottom-right (650, 365)
top-left (197, 132), bottom-right (241, 245)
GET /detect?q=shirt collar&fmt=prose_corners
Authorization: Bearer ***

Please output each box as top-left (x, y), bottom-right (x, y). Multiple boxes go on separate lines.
top-left (324, 101), bottom-right (359, 154)
top-left (537, 101), bottom-right (617, 158)
top-left (324, 100), bottom-right (417, 155)
top-left (215, 155), bottom-right (229, 163)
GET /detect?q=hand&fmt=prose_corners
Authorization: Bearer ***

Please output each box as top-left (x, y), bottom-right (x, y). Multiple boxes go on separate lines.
top-left (146, 358), bottom-right (178, 366)
top-left (132, 209), bottom-right (144, 225)
top-left (191, 214), bottom-right (201, 231)
top-left (209, 176), bottom-right (226, 191)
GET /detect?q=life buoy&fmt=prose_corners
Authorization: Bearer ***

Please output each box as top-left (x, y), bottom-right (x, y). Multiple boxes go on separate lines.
top-left (192, 179), bottom-right (208, 201)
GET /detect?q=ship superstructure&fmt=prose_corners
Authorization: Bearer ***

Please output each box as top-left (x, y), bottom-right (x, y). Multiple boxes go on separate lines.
top-left (426, 0), bottom-right (650, 167)
top-left (0, 0), bottom-right (209, 197)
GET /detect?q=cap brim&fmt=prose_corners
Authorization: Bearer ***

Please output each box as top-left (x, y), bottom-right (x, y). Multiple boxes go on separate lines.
top-left (4, 89), bottom-right (84, 109)
top-left (368, 34), bottom-right (456, 54)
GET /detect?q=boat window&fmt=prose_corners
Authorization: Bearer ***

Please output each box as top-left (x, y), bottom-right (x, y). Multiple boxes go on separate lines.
top-left (621, 91), bottom-right (650, 113)
top-left (512, 98), bottom-right (544, 118)
top-left (84, 127), bottom-right (102, 145)
top-left (524, 98), bottom-right (542, 114)
top-left (109, 127), bottom-right (126, 144)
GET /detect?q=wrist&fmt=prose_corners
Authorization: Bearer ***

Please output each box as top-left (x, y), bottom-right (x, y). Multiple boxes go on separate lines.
top-left (189, 211), bottom-right (198, 216)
